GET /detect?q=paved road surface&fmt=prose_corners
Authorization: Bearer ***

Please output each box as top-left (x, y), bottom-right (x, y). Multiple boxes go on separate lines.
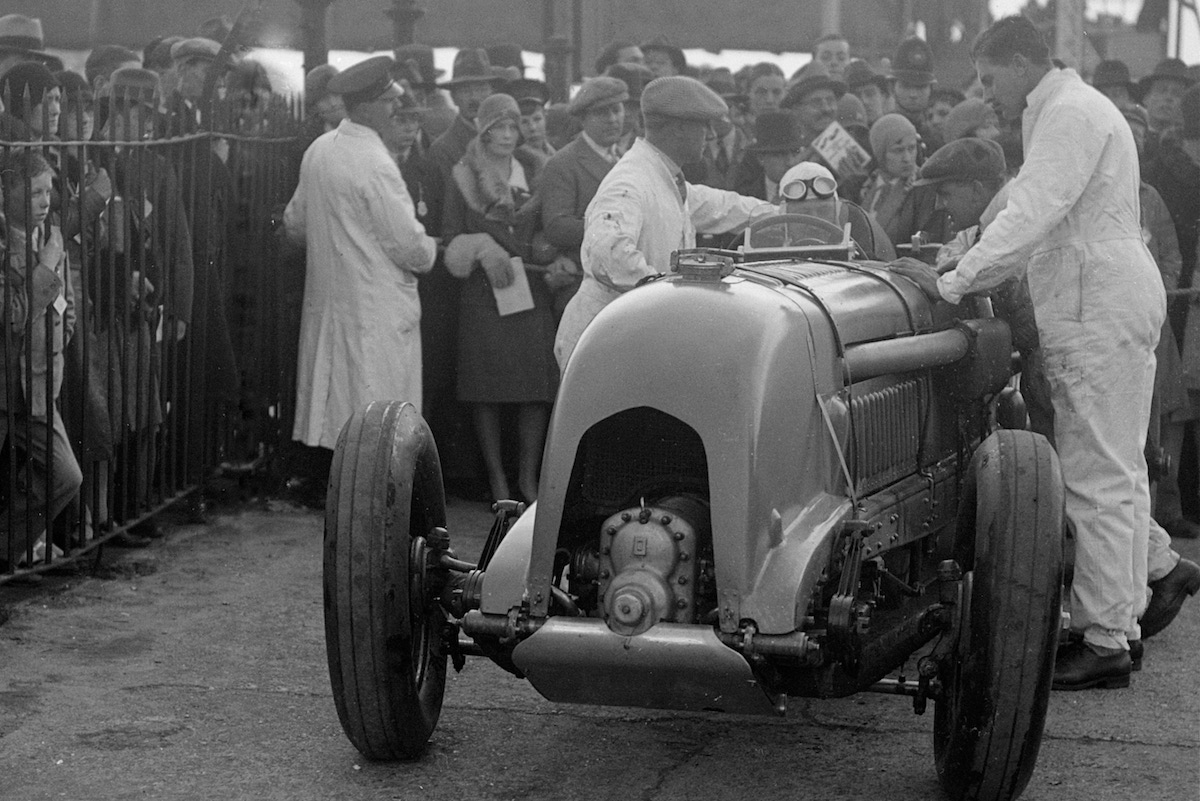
top-left (1, 499), bottom-right (1197, 801)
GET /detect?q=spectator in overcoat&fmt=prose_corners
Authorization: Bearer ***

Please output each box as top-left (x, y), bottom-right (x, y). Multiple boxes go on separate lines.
top-left (442, 93), bottom-right (559, 504)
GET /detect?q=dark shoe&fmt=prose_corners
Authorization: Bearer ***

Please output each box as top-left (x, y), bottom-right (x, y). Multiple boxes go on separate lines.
top-left (1052, 641), bottom-right (1131, 690)
top-left (1129, 639), bottom-right (1143, 672)
top-left (1162, 518), bottom-right (1200, 540)
top-left (109, 532), bottom-right (152, 549)
top-left (1141, 558), bottom-right (1200, 639)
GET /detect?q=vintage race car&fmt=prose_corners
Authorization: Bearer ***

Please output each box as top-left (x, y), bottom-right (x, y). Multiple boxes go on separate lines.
top-left (322, 213), bottom-right (1065, 801)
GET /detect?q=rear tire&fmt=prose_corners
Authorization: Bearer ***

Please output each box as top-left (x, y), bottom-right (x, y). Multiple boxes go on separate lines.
top-left (323, 401), bottom-right (448, 761)
top-left (934, 429), bottom-right (1064, 801)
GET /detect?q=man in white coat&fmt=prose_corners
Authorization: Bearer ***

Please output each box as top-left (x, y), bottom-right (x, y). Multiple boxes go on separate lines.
top-left (285, 56), bottom-right (437, 453)
top-left (554, 76), bottom-right (772, 368)
top-left (891, 17), bottom-right (1199, 690)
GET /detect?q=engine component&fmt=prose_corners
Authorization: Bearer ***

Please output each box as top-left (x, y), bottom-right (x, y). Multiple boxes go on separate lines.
top-left (598, 496), bottom-right (709, 636)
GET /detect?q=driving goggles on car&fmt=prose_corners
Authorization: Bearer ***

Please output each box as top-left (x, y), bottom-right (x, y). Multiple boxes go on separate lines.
top-left (780, 174), bottom-right (838, 201)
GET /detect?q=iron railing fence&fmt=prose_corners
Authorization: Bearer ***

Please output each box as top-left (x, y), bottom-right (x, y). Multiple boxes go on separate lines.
top-left (1, 85), bottom-right (302, 582)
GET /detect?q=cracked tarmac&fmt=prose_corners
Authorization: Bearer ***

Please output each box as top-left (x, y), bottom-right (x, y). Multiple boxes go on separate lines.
top-left (0, 502), bottom-right (1196, 801)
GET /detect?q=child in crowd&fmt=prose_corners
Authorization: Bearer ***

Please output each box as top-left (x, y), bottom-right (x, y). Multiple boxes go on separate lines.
top-left (0, 148), bottom-right (83, 568)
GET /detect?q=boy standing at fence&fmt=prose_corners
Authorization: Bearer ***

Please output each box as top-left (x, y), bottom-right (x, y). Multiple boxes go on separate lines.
top-left (0, 149), bottom-right (82, 568)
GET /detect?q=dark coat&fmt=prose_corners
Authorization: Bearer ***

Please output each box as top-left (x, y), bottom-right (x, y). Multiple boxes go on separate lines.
top-left (442, 147), bottom-right (558, 404)
top-left (1145, 139), bottom-right (1200, 342)
top-left (424, 114), bottom-right (477, 237)
top-left (538, 134), bottom-right (615, 265)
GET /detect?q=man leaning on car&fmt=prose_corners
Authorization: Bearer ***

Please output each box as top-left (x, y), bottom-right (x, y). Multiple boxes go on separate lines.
top-left (890, 16), bottom-right (1200, 691)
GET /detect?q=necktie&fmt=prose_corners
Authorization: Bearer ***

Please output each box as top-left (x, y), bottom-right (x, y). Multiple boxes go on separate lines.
top-left (674, 172), bottom-right (688, 205)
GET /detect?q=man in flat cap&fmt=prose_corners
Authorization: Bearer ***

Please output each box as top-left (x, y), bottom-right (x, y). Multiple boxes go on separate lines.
top-left (167, 37), bottom-right (223, 132)
top-left (899, 137), bottom-right (1053, 443)
top-left (538, 76), bottom-right (629, 320)
top-left (284, 55), bottom-right (437, 468)
top-left (604, 62), bottom-right (656, 155)
top-left (553, 76), bottom-right (772, 368)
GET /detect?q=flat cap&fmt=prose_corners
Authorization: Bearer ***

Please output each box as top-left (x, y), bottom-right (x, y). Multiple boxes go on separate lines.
top-left (640, 75), bottom-right (727, 121)
top-left (942, 97), bottom-right (998, 142)
top-left (914, 137), bottom-right (1006, 187)
top-left (170, 37), bottom-right (221, 64)
top-left (327, 55), bottom-right (396, 104)
top-left (569, 76), bottom-right (629, 116)
top-left (108, 66), bottom-right (163, 109)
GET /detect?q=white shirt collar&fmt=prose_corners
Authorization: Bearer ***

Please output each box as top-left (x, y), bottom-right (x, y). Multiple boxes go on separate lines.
top-left (581, 131), bottom-right (618, 162)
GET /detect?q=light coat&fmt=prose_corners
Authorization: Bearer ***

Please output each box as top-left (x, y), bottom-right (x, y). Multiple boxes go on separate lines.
top-left (1, 224), bottom-right (74, 417)
top-left (937, 68), bottom-right (1167, 649)
top-left (284, 120), bottom-right (437, 448)
top-left (554, 138), bottom-right (768, 367)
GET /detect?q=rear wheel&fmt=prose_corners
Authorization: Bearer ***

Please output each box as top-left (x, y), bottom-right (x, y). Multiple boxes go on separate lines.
top-left (323, 401), bottom-right (448, 760)
top-left (934, 429), bottom-right (1064, 801)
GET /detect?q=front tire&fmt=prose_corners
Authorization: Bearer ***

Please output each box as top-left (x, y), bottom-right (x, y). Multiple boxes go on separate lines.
top-left (934, 429), bottom-right (1064, 801)
top-left (323, 401), bottom-right (448, 761)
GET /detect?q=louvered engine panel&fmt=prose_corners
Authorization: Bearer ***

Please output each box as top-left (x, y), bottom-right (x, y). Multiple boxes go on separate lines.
top-left (850, 378), bottom-right (925, 494)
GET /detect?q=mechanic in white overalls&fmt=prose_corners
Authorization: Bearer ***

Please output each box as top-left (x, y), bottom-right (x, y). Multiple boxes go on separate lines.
top-left (891, 17), bottom-right (1171, 690)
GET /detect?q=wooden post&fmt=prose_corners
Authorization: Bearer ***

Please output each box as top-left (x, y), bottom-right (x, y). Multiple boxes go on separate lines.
top-left (296, 0), bottom-right (334, 74)
top-left (387, 0), bottom-right (425, 47)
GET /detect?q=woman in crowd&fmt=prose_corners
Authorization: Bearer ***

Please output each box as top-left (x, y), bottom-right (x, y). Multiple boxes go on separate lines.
top-left (442, 94), bottom-right (559, 504)
top-left (54, 70), bottom-right (117, 542)
top-left (858, 113), bottom-right (945, 245)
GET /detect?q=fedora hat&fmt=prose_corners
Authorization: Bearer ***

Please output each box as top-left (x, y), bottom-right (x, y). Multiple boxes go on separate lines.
top-left (782, 72), bottom-right (846, 109)
top-left (1137, 58), bottom-right (1196, 100)
top-left (641, 35), bottom-right (687, 74)
top-left (747, 111), bottom-right (804, 153)
top-left (394, 43), bottom-right (442, 88)
top-left (0, 14), bottom-right (64, 72)
top-left (440, 48), bottom-right (497, 89)
top-left (486, 43), bottom-right (525, 76)
top-left (845, 59), bottom-right (889, 93)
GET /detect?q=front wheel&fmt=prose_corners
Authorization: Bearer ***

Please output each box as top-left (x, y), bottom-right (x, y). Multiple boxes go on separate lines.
top-left (934, 429), bottom-right (1064, 801)
top-left (323, 401), bottom-right (449, 761)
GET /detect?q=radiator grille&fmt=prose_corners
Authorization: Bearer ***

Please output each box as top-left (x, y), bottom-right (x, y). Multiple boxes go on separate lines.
top-left (579, 408), bottom-right (708, 508)
top-left (851, 379), bottom-right (925, 494)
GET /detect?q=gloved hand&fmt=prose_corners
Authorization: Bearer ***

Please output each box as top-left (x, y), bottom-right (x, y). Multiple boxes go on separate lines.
top-left (479, 249), bottom-right (514, 289)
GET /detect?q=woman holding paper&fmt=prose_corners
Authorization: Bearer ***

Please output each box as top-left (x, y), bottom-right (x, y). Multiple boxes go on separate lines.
top-left (443, 93), bottom-right (559, 504)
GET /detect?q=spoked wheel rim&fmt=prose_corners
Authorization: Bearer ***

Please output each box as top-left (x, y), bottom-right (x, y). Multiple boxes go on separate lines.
top-left (408, 535), bottom-right (434, 690)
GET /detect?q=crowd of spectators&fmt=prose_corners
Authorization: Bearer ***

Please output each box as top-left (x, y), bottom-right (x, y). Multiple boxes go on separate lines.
top-left (3, 10), bottom-right (1200, 578)
top-left (289, 29), bottom-right (1200, 535)
top-left (0, 12), bottom-right (295, 572)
